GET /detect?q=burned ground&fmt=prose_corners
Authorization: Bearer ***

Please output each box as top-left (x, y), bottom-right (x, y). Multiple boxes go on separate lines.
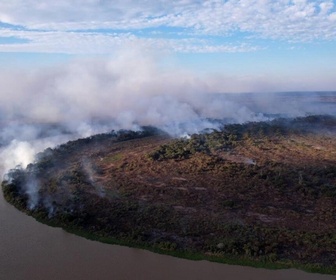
top-left (2, 115), bottom-right (336, 273)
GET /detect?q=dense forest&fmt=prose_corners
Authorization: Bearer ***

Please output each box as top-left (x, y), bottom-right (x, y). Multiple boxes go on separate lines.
top-left (2, 115), bottom-right (336, 274)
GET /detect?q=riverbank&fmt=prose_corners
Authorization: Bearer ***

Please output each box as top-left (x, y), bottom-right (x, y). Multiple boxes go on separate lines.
top-left (2, 191), bottom-right (336, 275)
top-left (3, 194), bottom-right (336, 280)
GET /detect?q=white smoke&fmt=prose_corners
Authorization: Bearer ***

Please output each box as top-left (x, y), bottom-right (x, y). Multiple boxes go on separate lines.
top-left (25, 177), bottom-right (39, 210)
top-left (0, 141), bottom-right (35, 172)
top-left (81, 158), bottom-right (105, 198)
top-left (0, 50), bottom-right (265, 133)
top-left (0, 49), bottom-right (335, 181)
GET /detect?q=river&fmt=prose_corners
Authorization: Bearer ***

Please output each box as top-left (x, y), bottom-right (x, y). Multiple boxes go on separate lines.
top-left (1, 190), bottom-right (336, 280)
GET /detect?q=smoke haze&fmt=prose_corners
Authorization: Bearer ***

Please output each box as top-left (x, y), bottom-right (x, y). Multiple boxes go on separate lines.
top-left (0, 50), bottom-right (335, 176)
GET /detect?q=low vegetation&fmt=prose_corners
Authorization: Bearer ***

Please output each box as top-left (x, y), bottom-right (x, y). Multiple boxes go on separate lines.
top-left (2, 115), bottom-right (336, 274)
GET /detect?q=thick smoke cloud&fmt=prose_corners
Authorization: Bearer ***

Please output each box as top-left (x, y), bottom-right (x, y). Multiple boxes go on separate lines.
top-left (0, 50), bottom-right (335, 177)
top-left (0, 51), bottom-right (263, 141)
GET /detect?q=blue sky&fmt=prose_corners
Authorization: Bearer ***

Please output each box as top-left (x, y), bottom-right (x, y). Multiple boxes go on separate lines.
top-left (0, 0), bottom-right (336, 92)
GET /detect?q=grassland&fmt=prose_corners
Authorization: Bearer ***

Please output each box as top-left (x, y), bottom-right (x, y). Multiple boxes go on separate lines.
top-left (2, 115), bottom-right (336, 274)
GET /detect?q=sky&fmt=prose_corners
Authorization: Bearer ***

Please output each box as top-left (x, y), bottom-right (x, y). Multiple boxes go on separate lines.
top-left (0, 0), bottom-right (335, 92)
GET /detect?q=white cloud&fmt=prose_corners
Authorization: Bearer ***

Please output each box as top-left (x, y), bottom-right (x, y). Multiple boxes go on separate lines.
top-left (0, 26), bottom-right (260, 54)
top-left (0, 0), bottom-right (335, 55)
top-left (0, 28), bottom-right (139, 54)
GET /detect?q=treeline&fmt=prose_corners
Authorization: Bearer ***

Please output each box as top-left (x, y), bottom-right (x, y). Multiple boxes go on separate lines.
top-left (149, 115), bottom-right (336, 161)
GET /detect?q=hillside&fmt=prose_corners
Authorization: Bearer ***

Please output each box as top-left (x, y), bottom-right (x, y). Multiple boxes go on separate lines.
top-left (2, 115), bottom-right (336, 274)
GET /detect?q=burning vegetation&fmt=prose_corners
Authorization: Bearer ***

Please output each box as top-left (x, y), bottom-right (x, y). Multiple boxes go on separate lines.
top-left (2, 115), bottom-right (336, 274)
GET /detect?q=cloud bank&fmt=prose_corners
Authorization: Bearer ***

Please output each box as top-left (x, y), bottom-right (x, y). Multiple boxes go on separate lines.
top-left (0, 0), bottom-right (335, 54)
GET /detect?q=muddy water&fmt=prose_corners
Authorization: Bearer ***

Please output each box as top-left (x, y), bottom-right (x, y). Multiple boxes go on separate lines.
top-left (1, 193), bottom-right (336, 280)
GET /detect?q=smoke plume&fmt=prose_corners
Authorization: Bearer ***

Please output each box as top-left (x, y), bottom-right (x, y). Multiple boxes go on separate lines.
top-left (0, 50), bottom-right (335, 179)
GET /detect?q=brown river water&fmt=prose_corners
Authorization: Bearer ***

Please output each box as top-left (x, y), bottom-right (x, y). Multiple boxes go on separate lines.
top-left (1, 192), bottom-right (336, 280)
